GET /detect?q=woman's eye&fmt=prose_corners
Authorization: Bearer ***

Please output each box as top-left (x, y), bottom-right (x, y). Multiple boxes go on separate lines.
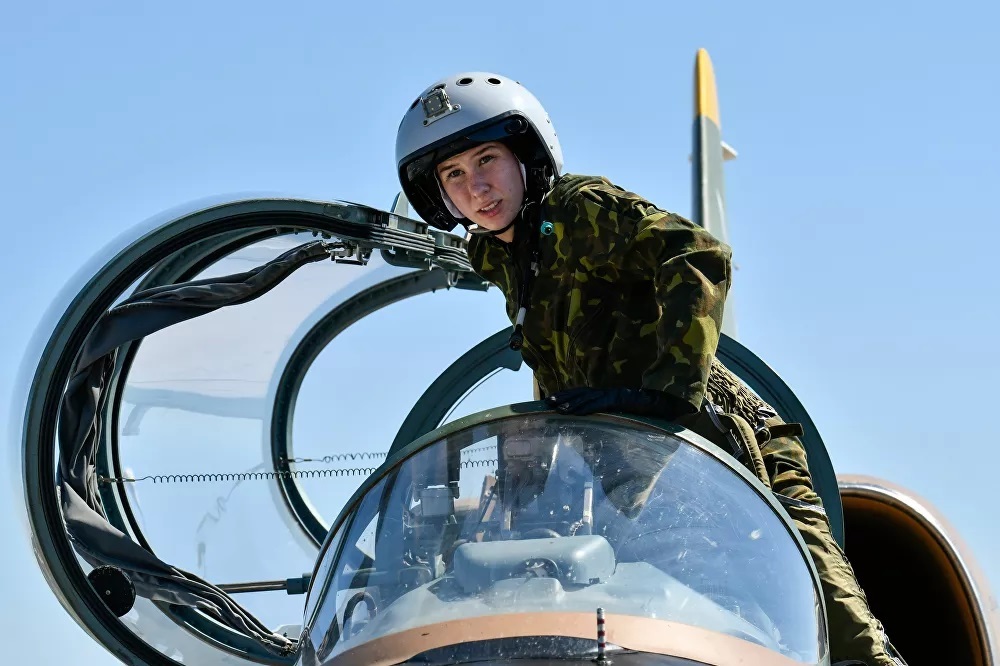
top-left (446, 169), bottom-right (462, 180)
top-left (480, 154), bottom-right (495, 165)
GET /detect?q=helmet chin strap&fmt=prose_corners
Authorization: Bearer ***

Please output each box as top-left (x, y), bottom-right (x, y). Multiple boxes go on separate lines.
top-left (469, 214), bottom-right (518, 237)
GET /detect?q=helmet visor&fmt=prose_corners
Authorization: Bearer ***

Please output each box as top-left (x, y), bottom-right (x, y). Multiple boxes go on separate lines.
top-left (402, 112), bottom-right (529, 184)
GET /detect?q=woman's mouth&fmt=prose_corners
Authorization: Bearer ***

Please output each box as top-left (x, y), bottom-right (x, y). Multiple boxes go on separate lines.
top-left (478, 200), bottom-right (502, 217)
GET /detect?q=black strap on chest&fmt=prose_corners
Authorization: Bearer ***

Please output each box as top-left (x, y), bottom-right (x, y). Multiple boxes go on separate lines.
top-left (508, 200), bottom-right (544, 350)
top-left (508, 170), bottom-right (551, 350)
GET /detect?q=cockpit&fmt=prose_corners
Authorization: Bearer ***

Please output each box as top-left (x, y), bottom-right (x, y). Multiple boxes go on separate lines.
top-left (14, 196), bottom-right (839, 666)
top-left (300, 407), bottom-right (827, 665)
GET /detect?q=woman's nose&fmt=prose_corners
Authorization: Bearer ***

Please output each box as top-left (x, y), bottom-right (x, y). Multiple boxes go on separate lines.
top-left (470, 173), bottom-right (490, 195)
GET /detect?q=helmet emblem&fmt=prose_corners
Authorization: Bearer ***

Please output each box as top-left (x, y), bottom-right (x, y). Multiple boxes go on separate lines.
top-left (421, 86), bottom-right (461, 126)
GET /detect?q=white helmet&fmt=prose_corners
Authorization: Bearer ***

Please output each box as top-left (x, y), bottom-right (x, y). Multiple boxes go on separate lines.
top-left (396, 72), bottom-right (563, 231)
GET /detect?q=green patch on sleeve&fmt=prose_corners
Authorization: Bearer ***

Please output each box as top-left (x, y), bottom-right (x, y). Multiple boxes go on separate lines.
top-left (682, 316), bottom-right (719, 355)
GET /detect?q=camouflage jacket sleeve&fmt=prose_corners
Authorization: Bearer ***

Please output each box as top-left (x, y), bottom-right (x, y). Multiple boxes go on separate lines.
top-left (557, 177), bottom-right (732, 412)
top-left (630, 207), bottom-right (732, 411)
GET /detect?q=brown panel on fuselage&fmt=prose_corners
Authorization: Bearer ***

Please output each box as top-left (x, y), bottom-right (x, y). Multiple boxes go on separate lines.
top-left (325, 612), bottom-right (807, 666)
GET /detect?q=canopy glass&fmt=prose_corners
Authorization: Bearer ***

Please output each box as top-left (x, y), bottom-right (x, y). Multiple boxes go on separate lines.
top-left (303, 410), bottom-right (825, 665)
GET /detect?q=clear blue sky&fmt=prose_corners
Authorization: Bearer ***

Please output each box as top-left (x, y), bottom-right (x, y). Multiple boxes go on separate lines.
top-left (3, 1), bottom-right (998, 663)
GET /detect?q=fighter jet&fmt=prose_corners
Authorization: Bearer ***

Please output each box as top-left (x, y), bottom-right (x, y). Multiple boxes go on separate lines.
top-left (12, 50), bottom-right (998, 666)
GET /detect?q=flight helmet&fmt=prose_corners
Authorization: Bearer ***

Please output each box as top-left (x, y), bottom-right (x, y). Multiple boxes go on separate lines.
top-left (396, 72), bottom-right (563, 232)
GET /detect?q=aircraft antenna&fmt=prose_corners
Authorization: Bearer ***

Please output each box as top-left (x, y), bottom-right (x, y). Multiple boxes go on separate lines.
top-left (594, 606), bottom-right (611, 664)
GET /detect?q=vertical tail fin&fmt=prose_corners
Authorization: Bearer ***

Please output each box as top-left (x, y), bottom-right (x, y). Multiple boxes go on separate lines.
top-left (692, 48), bottom-right (738, 338)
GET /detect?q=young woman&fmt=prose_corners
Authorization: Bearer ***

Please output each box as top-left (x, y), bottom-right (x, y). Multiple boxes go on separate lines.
top-left (395, 72), bottom-right (905, 666)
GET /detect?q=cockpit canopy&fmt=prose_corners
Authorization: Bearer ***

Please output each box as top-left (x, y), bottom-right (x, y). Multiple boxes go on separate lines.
top-left (16, 195), bottom-right (840, 666)
top-left (301, 408), bottom-right (827, 665)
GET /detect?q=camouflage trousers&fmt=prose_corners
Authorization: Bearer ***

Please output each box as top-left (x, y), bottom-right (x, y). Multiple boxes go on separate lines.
top-left (758, 420), bottom-right (900, 665)
top-left (702, 361), bottom-right (901, 666)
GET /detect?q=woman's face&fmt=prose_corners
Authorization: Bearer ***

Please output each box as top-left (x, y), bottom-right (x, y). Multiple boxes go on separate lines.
top-left (436, 141), bottom-right (524, 242)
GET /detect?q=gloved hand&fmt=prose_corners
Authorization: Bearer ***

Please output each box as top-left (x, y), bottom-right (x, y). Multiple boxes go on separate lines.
top-left (545, 387), bottom-right (695, 420)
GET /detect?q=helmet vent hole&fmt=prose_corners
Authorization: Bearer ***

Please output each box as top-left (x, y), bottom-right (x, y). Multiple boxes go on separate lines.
top-left (409, 98), bottom-right (420, 110)
top-left (457, 77), bottom-right (474, 86)
top-left (487, 77), bottom-right (502, 85)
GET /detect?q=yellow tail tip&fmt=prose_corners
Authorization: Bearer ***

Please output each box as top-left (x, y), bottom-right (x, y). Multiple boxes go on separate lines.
top-left (694, 49), bottom-right (720, 127)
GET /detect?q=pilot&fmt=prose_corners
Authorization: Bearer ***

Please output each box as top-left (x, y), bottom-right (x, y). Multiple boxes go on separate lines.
top-left (395, 73), bottom-right (905, 666)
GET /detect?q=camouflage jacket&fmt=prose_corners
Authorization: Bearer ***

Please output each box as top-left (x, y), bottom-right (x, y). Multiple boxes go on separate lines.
top-left (468, 174), bottom-right (733, 412)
